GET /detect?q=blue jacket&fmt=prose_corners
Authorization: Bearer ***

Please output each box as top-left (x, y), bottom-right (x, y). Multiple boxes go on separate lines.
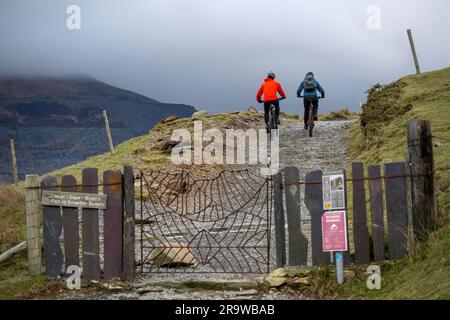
top-left (297, 79), bottom-right (325, 97)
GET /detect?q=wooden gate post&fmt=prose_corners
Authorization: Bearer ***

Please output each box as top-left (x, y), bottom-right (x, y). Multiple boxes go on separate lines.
top-left (25, 175), bottom-right (42, 275)
top-left (284, 167), bottom-right (308, 266)
top-left (407, 120), bottom-right (437, 241)
top-left (122, 165), bottom-right (135, 281)
top-left (273, 172), bottom-right (286, 268)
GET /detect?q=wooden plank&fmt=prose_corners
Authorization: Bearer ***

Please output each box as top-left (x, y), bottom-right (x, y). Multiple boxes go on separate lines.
top-left (407, 120), bottom-right (437, 241)
top-left (384, 163), bottom-right (409, 260)
top-left (61, 175), bottom-right (79, 269)
top-left (122, 166), bottom-right (136, 281)
top-left (305, 170), bottom-right (330, 266)
top-left (42, 191), bottom-right (107, 209)
top-left (10, 139), bottom-right (19, 184)
top-left (273, 172), bottom-right (286, 268)
top-left (103, 170), bottom-right (123, 280)
top-left (352, 163), bottom-right (370, 265)
top-left (368, 165), bottom-right (385, 261)
top-left (26, 175), bottom-right (42, 275)
top-left (42, 176), bottom-right (63, 278)
top-left (82, 168), bottom-right (101, 281)
top-left (284, 167), bottom-right (308, 266)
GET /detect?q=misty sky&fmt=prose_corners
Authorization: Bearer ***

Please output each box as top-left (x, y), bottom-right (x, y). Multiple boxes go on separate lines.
top-left (1, 0), bottom-right (449, 114)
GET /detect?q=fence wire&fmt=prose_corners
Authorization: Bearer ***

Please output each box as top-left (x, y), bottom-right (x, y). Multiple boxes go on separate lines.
top-left (0, 114), bottom-right (113, 185)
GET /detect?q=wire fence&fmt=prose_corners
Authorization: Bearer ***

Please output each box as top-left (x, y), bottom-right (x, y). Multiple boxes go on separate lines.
top-left (0, 114), bottom-right (113, 185)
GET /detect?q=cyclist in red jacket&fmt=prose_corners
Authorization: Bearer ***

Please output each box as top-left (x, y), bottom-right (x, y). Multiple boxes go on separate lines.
top-left (256, 72), bottom-right (286, 132)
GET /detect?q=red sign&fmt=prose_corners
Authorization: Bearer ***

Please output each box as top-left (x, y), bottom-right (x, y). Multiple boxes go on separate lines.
top-left (321, 211), bottom-right (348, 252)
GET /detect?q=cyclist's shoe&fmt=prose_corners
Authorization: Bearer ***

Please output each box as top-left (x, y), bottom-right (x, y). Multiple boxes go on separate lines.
top-left (304, 124), bottom-right (309, 130)
top-left (266, 124), bottom-right (270, 134)
top-left (314, 115), bottom-right (318, 121)
top-left (276, 118), bottom-right (280, 125)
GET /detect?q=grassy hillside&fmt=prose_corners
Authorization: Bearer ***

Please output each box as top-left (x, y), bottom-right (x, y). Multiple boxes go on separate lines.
top-left (344, 67), bottom-right (450, 299)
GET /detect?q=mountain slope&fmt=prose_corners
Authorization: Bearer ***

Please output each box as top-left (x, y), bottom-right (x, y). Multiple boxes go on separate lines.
top-left (0, 75), bottom-right (196, 180)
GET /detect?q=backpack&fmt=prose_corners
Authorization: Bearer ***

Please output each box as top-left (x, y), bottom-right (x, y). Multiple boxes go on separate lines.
top-left (304, 78), bottom-right (316, 93)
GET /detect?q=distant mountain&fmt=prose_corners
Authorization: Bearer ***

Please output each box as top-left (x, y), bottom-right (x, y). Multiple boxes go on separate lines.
top-left (0, 74), bottom-right (195, 130)
top-left (0, 75), bottom-right (196, 181)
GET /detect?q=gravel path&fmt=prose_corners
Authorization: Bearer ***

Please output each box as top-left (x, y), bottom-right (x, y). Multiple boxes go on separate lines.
top-left (54, 120), bottom-right (354, 300)
top-left (278, 121), bottom-right (355, 265)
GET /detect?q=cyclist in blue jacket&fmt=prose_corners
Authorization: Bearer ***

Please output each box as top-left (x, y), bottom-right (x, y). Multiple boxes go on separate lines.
top-left (297, 72), bottom-right (325, 130)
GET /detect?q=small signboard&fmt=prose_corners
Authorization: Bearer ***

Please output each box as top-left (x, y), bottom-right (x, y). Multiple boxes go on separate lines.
top-left (321, 211), bottom-right (348, 252)
top-left (322, 171), bottom-right (346, 210)
top-left (42, 191), bottom-right (107, 210)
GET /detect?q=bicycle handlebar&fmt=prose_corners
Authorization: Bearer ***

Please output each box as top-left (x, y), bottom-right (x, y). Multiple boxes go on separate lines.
top-left (299, 96), bottom-right (324, 99)
top-left (258, 97), bottom-right (286, 104)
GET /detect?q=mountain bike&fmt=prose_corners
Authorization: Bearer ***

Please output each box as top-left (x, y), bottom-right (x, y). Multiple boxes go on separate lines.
top-left (300, 96), bottom-right (323, 137)
top-left (259, 98), bottom-right (286, 136)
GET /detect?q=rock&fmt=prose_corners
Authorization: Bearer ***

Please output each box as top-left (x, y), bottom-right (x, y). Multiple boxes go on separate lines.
top-left (270, 266), bottom-right (310, 278)
top-left (434, 142), bottom-right (444, 148)
top-left (287, 277), bottom-right (311, 287)
top-left (160, 114), bottom-right (177, 123)
top-left (149, 242), bottom-right (197, 267)
top-left (248, 106), bottom-right (258, 113)
top-left (153, 139), bottom-right (180, 151)
top-left (263, 276), bottom-right (288, 288)
top-left (191, 110), bottom-right (208, 119)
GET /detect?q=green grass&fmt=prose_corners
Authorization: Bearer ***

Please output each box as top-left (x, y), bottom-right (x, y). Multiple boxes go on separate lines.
top-left (0, 185), bottom-right (54, 300)
top-left (319, 108), bottom-right (360, 121)
top-left (0, 252), bottom-right (55, 300)
top-left (341, 67), bottom-right (450, 300)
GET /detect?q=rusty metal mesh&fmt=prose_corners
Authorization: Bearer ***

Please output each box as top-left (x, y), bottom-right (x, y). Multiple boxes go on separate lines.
top-left (138, 169), bottom-right (273, 274)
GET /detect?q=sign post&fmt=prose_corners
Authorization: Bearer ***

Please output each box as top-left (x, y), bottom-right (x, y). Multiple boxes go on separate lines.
top-left (322, 170), bottom-right (348, 285)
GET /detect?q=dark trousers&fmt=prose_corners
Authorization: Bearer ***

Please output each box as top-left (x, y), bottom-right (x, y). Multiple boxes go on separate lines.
top-left (303, 97), bottom-right (319, 125)
top-left (264, 100), bottom-right (280, 126)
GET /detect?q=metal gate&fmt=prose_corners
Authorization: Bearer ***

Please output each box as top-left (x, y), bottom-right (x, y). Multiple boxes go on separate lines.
top-left (137, 169), bottom-right (273, 274)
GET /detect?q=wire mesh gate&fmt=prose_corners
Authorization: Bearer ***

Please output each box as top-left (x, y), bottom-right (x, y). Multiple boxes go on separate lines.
top-left (137, 169), bottom-right (273, 274)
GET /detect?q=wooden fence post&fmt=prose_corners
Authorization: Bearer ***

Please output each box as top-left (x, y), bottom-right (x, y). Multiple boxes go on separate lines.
top-left (25, 175), bottom-right (42, 275)
top-left (352, 163), bottom-right (370, 265)
top-left (103, 170), bottom-right (123, 280)
top-left (384, 163), bottom-right (409, 260)
top-left (368, 165), bottom-right (385, 261)
top-left (122, 166), bottom-right (136, 281)
top-left (103, 110), bottom-right (115, 154)
top-left (42, 176), bottom-right (63, 278)
top-left (305, 170), bottom-right (330, 266)
top-left (10, 139), bottom-right (19, 184)
top-left (284, 167), bottom-right (308, 266)
top-left (82, 168), bottom-right (101, 281)
top-left (273, 172), bottom-right (286, 268)
top-left (407, 120), bottom-right (437, 241)
top-left (407, 29), bottom-right (421, 75)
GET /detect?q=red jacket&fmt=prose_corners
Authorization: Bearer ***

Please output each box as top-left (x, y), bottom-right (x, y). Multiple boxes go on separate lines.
top-left (256, 78), bottom-right (286, 102)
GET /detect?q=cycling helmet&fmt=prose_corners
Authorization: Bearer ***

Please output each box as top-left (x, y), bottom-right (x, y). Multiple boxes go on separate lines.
top-left (305, 72), bottom-right (314, 79)
top-left (267, 71), bottom-right (276, 79)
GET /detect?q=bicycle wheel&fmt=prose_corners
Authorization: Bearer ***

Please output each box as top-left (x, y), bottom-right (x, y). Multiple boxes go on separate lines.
top-left (308, 106), bottom-right (314, 137)
top-left (268, 111), bottom-right (273, 136)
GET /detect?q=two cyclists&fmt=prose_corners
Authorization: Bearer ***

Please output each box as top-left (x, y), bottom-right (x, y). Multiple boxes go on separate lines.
top-left (255, 71), bottom-right (325, 131)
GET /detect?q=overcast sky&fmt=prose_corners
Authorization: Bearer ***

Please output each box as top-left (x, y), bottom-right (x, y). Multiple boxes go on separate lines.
top-left (1, 0), bottom-right (449, 114)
